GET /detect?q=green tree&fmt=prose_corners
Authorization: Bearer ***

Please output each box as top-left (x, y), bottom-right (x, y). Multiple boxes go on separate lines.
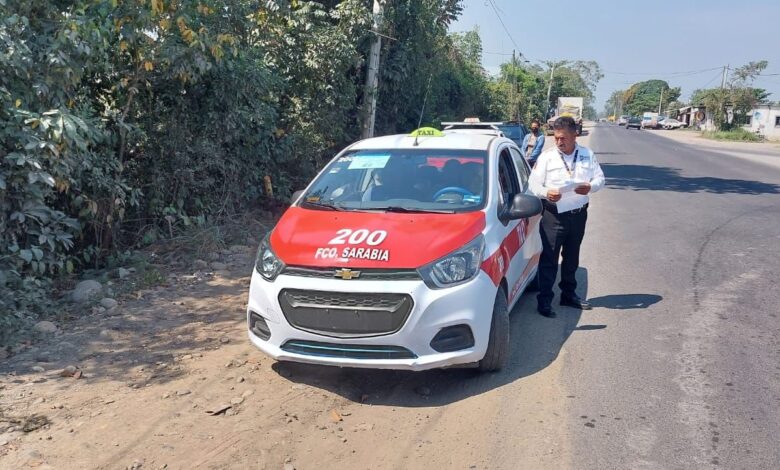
top-left (544, 61), bottom-right (603, 119)
top-left (486, 59), bottom-right (602, 123)
top-left (622, 80), bottom-right (681, 116)
top-left (374, 0), bottom-right (466, 133)
top-left (690, 61), bottom-right (769, 129)
top-left (2, 0), bottom-right (503, 337)
top-left (603, 89), bottom-right (625, 117)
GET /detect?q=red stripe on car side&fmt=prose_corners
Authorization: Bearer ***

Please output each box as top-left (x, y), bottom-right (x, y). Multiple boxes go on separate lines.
top-left (481, 215), bottom-right (540, 287)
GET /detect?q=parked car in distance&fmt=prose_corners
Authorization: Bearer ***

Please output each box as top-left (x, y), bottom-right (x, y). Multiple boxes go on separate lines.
top-left (441, 119), bottom-right (528, 148)
top-left (618, 115), bottom-right (629, 126)
top-left (660, 118), bottom-right (685, 129)
top-left (495, 121), bottom-right (529, 147)
top-left (626, 117), bottom-right (642, 130)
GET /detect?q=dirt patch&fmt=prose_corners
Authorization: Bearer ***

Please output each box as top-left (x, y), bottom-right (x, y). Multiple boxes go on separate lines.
top-left (1, 221), bottom-right (573, 469)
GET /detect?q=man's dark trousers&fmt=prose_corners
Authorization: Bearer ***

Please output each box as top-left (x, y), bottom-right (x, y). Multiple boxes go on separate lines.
top-left (536, 202), bottom-right (588, 310)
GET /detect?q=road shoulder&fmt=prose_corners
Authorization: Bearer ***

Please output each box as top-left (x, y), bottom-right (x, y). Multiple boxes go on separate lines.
top-left (648, 129), bottom-right (780, 170)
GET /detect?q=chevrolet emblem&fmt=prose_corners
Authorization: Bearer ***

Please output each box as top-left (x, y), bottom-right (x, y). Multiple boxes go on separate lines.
top-left (334, 268), bottom-right (361, 280)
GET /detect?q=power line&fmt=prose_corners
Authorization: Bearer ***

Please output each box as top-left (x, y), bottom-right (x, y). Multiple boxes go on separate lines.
top-left (485, 0), bottom-right (520, 53)
top-left (699, 70), bottom-right (725, 90)
top-left (603, 66), bottom-right (722, 77)
top-left (754, 76), bottom-right (780, 85)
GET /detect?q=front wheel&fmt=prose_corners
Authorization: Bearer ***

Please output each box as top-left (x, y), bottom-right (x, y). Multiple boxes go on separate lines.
top-left (478, 289), bottom-right (510, 372)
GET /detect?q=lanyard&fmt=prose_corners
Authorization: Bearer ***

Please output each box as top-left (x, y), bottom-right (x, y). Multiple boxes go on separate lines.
top-left (559, 149), bottom-right (579, 177)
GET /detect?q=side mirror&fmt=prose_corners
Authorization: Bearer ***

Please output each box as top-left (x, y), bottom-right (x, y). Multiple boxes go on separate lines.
top-left (504, 193), bottom-right (542, 221)
top-left (291, 190), bottom-right (304, 204)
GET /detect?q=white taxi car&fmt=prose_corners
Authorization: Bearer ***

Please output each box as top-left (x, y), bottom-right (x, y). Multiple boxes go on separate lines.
top-left (247, 127), bottom-right (543, 371)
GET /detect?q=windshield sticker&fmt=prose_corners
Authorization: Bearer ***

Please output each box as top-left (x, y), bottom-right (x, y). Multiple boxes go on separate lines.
top-left (348, 154), bottom-right (390, 170)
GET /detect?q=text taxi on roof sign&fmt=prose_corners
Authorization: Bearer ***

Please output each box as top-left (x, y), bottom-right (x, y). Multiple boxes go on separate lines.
top-left (247, 123), bottom-right (544, 372)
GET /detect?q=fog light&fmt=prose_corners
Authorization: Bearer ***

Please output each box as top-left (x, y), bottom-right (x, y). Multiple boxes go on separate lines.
top-left (249, 311), bottom-right (271, 341)
top-left (430, 324), bottom-right (474, 352)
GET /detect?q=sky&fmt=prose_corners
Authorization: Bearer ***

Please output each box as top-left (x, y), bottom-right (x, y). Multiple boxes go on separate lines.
top-left (451, 0), bottom-right (780, 114)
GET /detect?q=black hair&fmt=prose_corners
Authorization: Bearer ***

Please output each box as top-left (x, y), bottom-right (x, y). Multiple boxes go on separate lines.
top-left (552, 116), bottom-right (577, 133)
top-left (531, 119), bottom-right (541, 126)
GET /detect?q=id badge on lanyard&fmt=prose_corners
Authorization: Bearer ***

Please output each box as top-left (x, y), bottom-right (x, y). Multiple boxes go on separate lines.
top-left (559, 150), bottom-right (579, 178)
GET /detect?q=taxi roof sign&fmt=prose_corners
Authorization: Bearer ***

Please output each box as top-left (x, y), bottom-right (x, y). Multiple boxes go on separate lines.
top-left (463, 117), bottom-right (481, 123)
top-left (409, 127), bottom-right (444, 138)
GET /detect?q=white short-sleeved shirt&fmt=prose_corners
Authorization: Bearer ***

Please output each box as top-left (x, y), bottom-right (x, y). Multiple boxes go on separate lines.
top-left (529, 144), bottom-right (605, 211)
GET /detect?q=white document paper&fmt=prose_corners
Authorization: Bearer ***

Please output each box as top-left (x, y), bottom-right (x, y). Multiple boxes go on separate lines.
top-left (555, 193), bottom-right (588, 213)
top-left (552, 179), bottom-right (589, 213)
top-left (554, 181), bottom-right (579, 194)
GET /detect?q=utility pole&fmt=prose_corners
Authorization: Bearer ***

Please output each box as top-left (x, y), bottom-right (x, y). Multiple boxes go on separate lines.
top-left (361, 0), bottom-right (383, 139)
top-left (545, 62), bottom-right (556, 120)
top-left (658, 88), bottom-right (663, 114)
top-left (510, 50), bottom-right (516, 121)
top-left (544, 60), bottom-right (568, 120)
top-left (720, 64), bottom-right (729, 90)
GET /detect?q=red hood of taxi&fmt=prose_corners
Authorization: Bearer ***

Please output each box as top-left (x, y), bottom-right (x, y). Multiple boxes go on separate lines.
top-left (270, 207), bottom-right (486, 269)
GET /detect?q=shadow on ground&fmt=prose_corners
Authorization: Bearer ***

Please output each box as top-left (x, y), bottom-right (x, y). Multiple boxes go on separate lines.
top-left (274, 268), bottom-right (601, 408)
top-left (587, 293), bottom-right (662, 310)
top-left (602, 163), bottom-right (780, 194)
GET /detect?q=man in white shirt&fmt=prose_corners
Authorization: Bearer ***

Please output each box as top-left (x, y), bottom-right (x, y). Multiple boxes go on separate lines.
top-left (529, 116), bottom-right (605, 318)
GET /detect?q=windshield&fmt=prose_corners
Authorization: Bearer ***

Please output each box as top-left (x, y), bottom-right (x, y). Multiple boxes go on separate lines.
top-left (302, 149), bottom-right (488, 212)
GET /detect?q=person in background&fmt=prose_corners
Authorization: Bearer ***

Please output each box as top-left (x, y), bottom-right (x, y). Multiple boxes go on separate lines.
top-left (521, 119), bottom-right (545, 167)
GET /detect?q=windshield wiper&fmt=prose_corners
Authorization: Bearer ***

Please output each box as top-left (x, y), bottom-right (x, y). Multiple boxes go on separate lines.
top-left (300, 200), bottom-right (345, 211)
top-left (378, 206), bottom-right (456, 214)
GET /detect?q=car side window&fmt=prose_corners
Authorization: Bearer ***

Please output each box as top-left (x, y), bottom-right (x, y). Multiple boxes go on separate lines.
top-left (509, 147), bottom-right (529, 191)
top-left (497, 148), bottom-right (521, 210)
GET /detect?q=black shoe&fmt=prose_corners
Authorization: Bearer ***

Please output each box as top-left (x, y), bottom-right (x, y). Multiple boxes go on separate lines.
top-left (560, 295), bottom-right (592, 310)
top-left (537, 308), bottom-right (557, 318)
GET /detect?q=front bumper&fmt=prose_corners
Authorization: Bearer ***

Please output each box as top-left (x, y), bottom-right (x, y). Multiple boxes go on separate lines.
top-left (246, 269), bottom-right (498, 371)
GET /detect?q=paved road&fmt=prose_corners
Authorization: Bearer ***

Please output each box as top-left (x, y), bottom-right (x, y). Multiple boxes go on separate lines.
top-left (565, 124), bottom-right (780, 468)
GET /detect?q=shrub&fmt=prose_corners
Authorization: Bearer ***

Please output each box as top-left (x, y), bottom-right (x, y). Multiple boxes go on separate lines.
top-left (703, 129), bottom-right (761, 142)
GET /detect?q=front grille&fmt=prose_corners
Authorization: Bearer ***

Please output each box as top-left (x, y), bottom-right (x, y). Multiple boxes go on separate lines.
top-left (282, 266), bottom-right (421, 281)
top-left (278, 289), bottom-right (413, 338)
top-left (281, 340), bottom-right (416, 360)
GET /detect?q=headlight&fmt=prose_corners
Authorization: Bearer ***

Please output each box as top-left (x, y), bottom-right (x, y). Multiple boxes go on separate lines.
top-left (418, 235), bottom-right (485, 289)
top-left (255, 234), bottom-right (284, 281)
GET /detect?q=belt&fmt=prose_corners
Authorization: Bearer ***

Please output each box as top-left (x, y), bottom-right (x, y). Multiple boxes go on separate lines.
top-left (542, 201), bottom-right (588, 215)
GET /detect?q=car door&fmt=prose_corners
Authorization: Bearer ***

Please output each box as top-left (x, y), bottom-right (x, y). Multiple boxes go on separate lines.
top-left (507, 146), bottom-right (542, 306)
top-left (490, 146), bottom-right (529, 308)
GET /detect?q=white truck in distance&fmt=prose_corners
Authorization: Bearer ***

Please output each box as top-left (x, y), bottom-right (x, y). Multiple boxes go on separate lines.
top-left (642, 112), bottom-right (660, 129)
top-left (547, 97), bottom-right (584, 136)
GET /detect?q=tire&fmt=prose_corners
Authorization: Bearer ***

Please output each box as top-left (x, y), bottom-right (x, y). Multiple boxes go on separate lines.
top-left (478, 288), bottom-right (510, 372)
